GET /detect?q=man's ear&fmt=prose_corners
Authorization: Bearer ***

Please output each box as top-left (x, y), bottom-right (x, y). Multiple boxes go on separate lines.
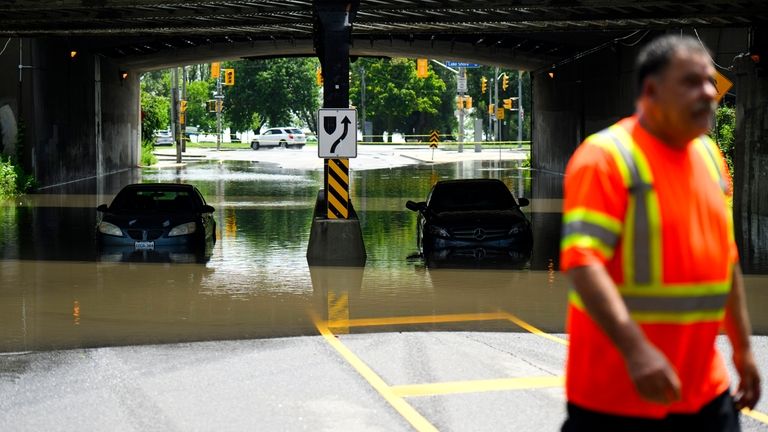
top-left (641, 77), bottom-right (658, 101)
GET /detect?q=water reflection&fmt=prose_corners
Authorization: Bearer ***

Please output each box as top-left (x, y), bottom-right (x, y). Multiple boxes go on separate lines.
top-left (0, 159), bottom-right (766, 353)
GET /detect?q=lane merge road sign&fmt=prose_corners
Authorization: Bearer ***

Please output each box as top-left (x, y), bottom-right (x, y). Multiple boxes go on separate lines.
top-left (318, 108), bottom-right (357, 158)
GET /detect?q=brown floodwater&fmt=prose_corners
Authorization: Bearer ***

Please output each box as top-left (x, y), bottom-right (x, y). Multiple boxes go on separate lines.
top-left (1, 160), bottom-right (766, 353)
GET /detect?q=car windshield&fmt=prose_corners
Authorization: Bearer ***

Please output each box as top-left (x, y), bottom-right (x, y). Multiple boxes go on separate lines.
top-left (110, 189), bottom-right (197, 212)
top-left (428, 181), bottom-right (517, 212)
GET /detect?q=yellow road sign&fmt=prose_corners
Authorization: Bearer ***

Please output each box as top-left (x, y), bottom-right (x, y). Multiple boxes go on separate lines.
top-left (713, 70), bottom-right (733, 102)
top-left (496, 107), bottom-right (505, 120)
top-left (429, 130), bottom-right (439, 149)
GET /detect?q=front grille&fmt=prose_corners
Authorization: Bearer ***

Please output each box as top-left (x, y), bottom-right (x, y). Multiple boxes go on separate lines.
top-left (126, 229), bottom-right (165, 241)
top-left (127, 229), bottom-right (143, 240)
top-left (451, 227), bottom-right (508, 241)
top-left (147, 229), bottom-right (164, 241)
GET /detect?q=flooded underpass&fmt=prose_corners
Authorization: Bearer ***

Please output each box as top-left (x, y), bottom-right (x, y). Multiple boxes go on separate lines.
top-left (2, 155), bottom-right (768, 430)
top-left (1, 157), bottom-right (766, 353)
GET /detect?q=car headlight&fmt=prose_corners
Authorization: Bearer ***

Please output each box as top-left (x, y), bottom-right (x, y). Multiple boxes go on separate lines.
top-left (168, 222), bottom-right (197, 237)
top-left (98, 222), bottom-right (123, 237)
top-left (508, 222), bottom-right (528, 235)
top-left (428, 225), bottom-right (450, 238)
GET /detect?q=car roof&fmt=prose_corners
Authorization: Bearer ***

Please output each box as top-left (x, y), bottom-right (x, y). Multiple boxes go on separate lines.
top-left (121, 183), bottom-right (197, 191)
top-left (434, 179), bottom-right (506, 187)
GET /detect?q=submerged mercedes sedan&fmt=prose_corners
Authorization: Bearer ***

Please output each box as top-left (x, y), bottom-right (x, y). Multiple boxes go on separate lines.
top-left (96, 183), bottom-right (216, 260)
top-left (406, 179), bottom-right (532, 266)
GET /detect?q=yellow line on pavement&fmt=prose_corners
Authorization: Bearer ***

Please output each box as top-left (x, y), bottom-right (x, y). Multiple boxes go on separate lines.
top-left (326, 312), bottom-right (510, 329)
top-left (500, 311), bottom-right (569, 346)
top-left (391, 376), bottom-right (564, 398)
top-left (743, 408), bottom-right (768, 425)
top-left (314, 317), bottom-right (438, 432)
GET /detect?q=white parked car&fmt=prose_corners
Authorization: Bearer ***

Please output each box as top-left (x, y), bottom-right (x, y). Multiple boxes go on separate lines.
top-left (154, 130), bottom-right (174, 146)
top-left (250, 127), bottom-right (307, 150)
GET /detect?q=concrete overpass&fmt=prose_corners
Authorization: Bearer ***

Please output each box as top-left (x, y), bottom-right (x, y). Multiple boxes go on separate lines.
top-left (0, 0), bottom-right (766, 268)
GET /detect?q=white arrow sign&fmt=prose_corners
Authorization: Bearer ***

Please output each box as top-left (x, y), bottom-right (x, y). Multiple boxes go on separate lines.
top-left (318, 108), bottom-right (357, 158)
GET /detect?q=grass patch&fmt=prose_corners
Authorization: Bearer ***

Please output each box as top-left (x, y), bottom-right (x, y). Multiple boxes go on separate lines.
top-left (141, 140), bottom-right (158, 166)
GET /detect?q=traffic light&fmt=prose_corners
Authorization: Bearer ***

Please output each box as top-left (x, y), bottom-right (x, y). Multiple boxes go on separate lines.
top-left (180, 100), bottom-right (187, 113)
top-left (481, 77), bottom-right (487, 94)
top-left (456, 96), bottom-right (463, 110)
top-left (207, 100), bottom-right (217, 112)
top-left (503, 98), bottom-right (512, 109)
top-left (464, 96), bottom-right (472, 109)
top-left (211, 62), bottom-right (220, 79)
top-left (502, 73), bottom-right (509, 91)
top-left (488, 103), bottom-right (494, 115)
top-left (223, 68), bottom-right (235, 86)
top-left (416, 58), bottom-right (428, 78)
top-left (316, 67), bottom-right (323, 85)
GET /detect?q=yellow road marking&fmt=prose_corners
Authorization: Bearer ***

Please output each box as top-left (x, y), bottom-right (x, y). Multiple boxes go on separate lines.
top-left (392, 376), bottom-right (564, 398)
top-left (314, 317), bottom-right (438, 432)
top-left (500, 311), bottom-right (569, 346)
top-left (743, 408), bottom-right (768, 425)
top-left (326, 312), bottom-right (510, 329)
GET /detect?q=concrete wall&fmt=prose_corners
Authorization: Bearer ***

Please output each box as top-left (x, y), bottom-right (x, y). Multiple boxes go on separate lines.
top-left (531, 41), bottom-right (638, 174)
top-left (0, 38), bottom-right (138, 188)
top-left (733, 55), bottom-right (768, 273)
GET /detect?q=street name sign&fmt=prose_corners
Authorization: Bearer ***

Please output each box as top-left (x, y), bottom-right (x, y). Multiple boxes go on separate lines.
top-left (444, 61), bottom-right (481, 68)
top-left (318, 108), bottom-right (357, 158)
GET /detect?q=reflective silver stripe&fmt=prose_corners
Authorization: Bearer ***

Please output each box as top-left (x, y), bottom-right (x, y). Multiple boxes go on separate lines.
top-left (562, 221), bottom-right (619, 248)
top-left (623, 294), bottom-right (729, 313)
top-left (603, 130), bottom-right (653, 285)
top-left (697, 137), bottom-right (728, 193)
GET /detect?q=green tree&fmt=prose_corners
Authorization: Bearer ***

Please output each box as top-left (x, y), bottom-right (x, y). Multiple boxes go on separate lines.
top-left (140, 90), bottom-right (170, 141)
top-left (712, 104), bottom-right (735, 176)
top-left (350, 58), bottom-right (448, 141)
top-left (185, 80), bottom-right (216, 133)
top-left (223, 58), bottom-right (320, 133)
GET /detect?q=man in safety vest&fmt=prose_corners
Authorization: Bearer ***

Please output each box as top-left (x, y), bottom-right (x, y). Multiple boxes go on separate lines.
top-left (560, 34), bottom-right (761, 431)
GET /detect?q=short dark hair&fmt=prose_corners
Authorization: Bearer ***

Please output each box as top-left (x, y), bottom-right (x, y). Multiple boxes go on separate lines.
top-left (635, 34), bottom-right (711, 93)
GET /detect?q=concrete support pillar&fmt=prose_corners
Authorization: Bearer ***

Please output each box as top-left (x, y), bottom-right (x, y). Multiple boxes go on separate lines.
top-left (733, 36), bottom-right (768, 273)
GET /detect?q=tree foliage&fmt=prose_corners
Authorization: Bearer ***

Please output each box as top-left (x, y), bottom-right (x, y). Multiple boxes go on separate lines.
top-left (223, 58), bottom-right (320, 133)
top-left (350, 58), bottom-right (451, 141)
top-left (185, 80), bottom-right (216, 133)
top-left (140, 90), bottom-right (169, 141)
top-left (712, 104), bottom-right (735, 176)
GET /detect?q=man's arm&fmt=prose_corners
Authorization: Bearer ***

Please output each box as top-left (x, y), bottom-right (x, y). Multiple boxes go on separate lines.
top-left (568, 264), bottom-right (682, 404)
top-left (724, 264), bottom-right (761, 410)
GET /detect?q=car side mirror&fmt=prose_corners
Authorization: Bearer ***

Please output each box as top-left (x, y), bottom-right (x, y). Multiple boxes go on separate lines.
top-left (405, 200), bottom-right (426, 212)
top-left (96, 204), bottom-right (109, 212)
top-left (517, 197), bottom-right (530, 208)
top-left (201, 204), bottom-right (215, 213)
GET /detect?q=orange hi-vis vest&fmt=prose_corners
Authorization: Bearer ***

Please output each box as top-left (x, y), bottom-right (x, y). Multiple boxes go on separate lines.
top-left (560, 116), bottom-right (736, 418)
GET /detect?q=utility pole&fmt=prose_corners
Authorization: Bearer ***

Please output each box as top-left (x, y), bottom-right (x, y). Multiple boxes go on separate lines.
top-left (181, 66), bottom-right (187, 153)
top-left (517, 70), bottom-right (523, 148)
top-left (494, 66), bottom-right (500, 142)
top-left (171, 68), bottom-right (181, 164)
top-left (360, 66), bottom-right (366, 140)
top-left (215, 73), bottom-right (222, 151)
top-left (458, 66), bottom-right (465, 153)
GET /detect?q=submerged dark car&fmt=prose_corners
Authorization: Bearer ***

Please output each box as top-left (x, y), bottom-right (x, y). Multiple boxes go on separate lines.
top-left (96, 184), bottom-right (216, 261)
top-left (406, 179), bottom-right (532, 266)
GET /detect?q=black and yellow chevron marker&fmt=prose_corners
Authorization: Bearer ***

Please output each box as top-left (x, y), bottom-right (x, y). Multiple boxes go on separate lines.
top-left (429, 130), bottom-right (439, 149)
top-left (327, 158), bottom-right (350, 219)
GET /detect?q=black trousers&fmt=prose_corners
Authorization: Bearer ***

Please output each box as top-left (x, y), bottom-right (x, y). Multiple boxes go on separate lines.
top-left (562, 391), bottom-right (740, 432)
